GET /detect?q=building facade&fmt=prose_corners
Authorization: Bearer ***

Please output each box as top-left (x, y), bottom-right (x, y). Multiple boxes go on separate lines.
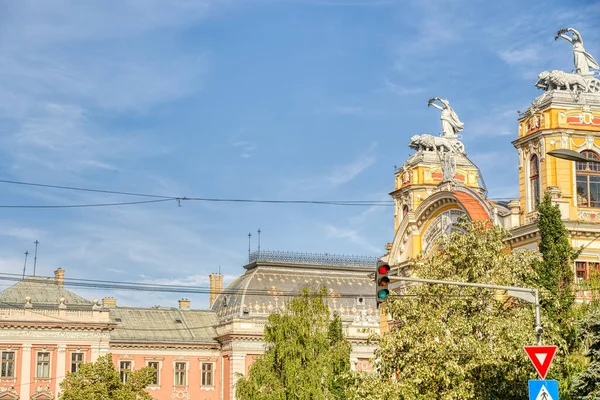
top-left (385, 27), bottom-right (600, 298)
top-left (0, 252), bottom-right (379, 400)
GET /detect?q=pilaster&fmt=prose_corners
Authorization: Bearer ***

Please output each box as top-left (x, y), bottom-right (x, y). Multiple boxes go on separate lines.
top-left (229, 354), bottom-right (245, 400)
top-left (20, 344), bottom-right (31, 399)
top-left (55, 344), bottom-right (67, 395)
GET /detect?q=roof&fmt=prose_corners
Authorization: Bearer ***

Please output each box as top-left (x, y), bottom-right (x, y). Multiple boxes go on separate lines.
top-left (212, 252), bottom-right (377, 321)
top-left (0, 277), bottom-right (92, 308)
top-left (109, 307), bottom-right (218, 345)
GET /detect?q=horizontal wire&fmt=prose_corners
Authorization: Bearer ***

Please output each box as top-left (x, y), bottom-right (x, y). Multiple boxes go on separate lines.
top-left (0, 199), bottom-right (174, 208)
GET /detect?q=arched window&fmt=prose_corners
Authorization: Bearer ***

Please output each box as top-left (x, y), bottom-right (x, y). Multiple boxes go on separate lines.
top-left (576, 150), bottom-right (600, 208)
top-left (530, 155), bottom-right (541, 210)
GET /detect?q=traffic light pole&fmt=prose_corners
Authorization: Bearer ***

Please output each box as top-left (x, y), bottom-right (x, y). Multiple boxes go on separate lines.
top-left (388, 276), bottom-right (543, 345)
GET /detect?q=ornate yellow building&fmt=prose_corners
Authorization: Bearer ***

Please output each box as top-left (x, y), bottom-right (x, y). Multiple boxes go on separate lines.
top-left (386, 27), bottom-right (600, 293)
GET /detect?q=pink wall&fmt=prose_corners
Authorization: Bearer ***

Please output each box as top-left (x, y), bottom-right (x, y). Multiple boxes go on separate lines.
top-left (111, 353), bottom-right (221, 400)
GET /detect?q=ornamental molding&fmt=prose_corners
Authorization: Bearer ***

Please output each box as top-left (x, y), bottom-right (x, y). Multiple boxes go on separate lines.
top-left (0, 329), bottom-right (110, 341)
top-left (171, 390), bottom-right (190, 399)
top-left (578, 210), bottom-right (600, 222)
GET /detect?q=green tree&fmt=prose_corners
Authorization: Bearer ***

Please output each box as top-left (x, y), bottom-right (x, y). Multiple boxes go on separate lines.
top-left (59, 353), bottom-right (155, 400)
top-left (572, 312), bottom-right (600, 399)
top-left (535, 192), bottom-right (580, 322)
top-left (235, 287), bottom-right (352, 400)
top-left (353, 221), bottom-right (554, 400)
top-left (535, 192), bottom-right (586, 399)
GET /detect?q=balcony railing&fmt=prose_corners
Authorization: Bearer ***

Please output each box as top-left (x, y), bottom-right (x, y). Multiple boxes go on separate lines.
top-left (249, 250), bottom-right (378, 267)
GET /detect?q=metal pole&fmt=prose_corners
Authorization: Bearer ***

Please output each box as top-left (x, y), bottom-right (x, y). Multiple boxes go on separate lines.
top-left (33, 240), bottom-right (39, 276)
top-left (534, 289), bottom-right (542, 345)
top-left (388, 276), bottom-right (542, 344)
top-left (248, 233), bottom-right (252, 262)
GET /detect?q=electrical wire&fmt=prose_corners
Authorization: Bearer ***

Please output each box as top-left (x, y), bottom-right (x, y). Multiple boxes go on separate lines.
top-left (0, 178), bottom-right (393, 208)
top-left (0, 199), bottom-right (174, 208)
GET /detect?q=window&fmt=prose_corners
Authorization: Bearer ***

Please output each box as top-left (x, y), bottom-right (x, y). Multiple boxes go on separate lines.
top-left (174, 362), bottom-right (186, 386)
top-left (36, 352), bottom-right (50, 378)
top-left (71, 353), bottom-right (84, 373)
top-left (402, 205), bottom-right (409, 217)
top-left (119, 361), bottom-right (131, 383)
top-left (201, 363), bottom-right (213, 387)
top-left (147, 362), bottom-right (159, 385)
top-left (576, 261), bottom-right (600, 281)
top-left (576, 150), bottom-right (600, 208)
top-left (1, 352), bottom-right (15, 378)
top-left (530, 155), bottom-right (541, 210)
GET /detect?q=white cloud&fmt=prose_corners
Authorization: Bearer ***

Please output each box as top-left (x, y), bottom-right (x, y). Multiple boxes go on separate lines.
top-left (498, 46), bottom-right (542, 66)
top-left (322, 224), bottom-right (381, 254)
top-left (383, 78), bottom-right (425, 97)
top-left (326, 155), bottom-right (377, 185)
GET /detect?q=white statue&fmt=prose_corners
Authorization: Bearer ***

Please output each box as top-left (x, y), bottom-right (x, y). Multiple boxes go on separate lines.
top-left (555, 28), bottom-right (599, 75)
top-left (536, 70), bottom-right (589, 92)
top-left (441, 152), bottom-right (456, 182)
top-left (428, 98), bottom-right (464, 137)
top-left (409, 134), bottom-right (465, 154)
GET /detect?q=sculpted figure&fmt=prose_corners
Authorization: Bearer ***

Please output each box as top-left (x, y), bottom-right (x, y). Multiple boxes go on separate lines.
top-left (555, 28), bottom-right (599, 75)
top-left (428, 98), bottom-right (464, 137)
top-left (536, 70), bottom-right (589, 92)
top-left (409, 134), bottom-right (464, 154)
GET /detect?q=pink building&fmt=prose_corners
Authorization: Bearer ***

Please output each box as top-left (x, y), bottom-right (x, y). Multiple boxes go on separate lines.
top-left (0, 251), bottom-right (379, 400)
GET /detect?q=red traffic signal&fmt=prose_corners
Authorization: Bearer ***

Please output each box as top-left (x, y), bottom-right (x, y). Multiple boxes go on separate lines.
top-left (376, 260), bottom-right (391, 306)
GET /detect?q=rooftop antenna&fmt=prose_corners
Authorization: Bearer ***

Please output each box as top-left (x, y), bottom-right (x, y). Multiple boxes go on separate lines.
top-left (218, 265), bottom-right (221, 275)
top-left (248, 233), bottom-right (252, 262)
top-left (22, 250), bottom-right (29, 279)
top-left (33, 240), bottom-right (39, 276)
top-left (257, 228), bottom-right (261, 254)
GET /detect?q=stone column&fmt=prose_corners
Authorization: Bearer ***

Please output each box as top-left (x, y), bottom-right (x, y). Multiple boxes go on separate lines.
top-left (90, 345), bottom-right (100, 362)
top-left (20, 344), bottom-right (32, 399)
top-left (55, 345), bottom-right (67, 395)
top-left (229, 354), bottom-right (245, 400)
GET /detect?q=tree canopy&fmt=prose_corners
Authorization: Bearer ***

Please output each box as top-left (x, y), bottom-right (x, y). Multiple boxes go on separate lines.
top-left (350, 220), bottom-right (551, 400)
top-left (235, 287), bottom-right (352, 400)
top-left (59, 353), bottom-right (155, 400)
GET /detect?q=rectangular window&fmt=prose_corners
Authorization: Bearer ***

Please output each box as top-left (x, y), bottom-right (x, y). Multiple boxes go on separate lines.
top-left (174, 362), bottom-right (186, 386)
top-left (147, 362), bottom-right (159, 385)
top-left (36, 352), bottom-right (50, 378)
top-left (71, 352), bottom-right (84, 373)
top-left (201, 363), bottom-right (213, 387)
top-left (119, 361), bottom-right (131, 383)
top-left (576, 261), bottom-right (587, 280)
top-left (1, 352), bottom-right (15, 378)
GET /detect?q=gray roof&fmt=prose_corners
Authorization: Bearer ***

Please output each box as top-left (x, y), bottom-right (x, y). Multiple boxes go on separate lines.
top-left (109, 307), bottom-right (218, 345)
top-left (0, 277), bottom-right (92, 308)
top-left (212, 259), bottom-right (376, 321)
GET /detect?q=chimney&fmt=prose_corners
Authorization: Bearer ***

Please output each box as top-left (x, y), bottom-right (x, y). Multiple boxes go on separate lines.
top-left (102, 297), bottom-right (117, 308)
top-left (54, 268), bottom-right (65, 288)
top-left (209, 273), bottom-right (224, 307)
top-left (178, 299), bottom-right (191, 310)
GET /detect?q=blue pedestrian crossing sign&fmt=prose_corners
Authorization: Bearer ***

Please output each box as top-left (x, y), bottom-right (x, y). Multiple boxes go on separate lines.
top-left (529, 380), bottom-right (559, 400)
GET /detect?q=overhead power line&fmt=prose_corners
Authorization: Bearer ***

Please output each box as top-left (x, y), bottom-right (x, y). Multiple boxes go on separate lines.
top-left (0, 178), bottom-right (393, 208)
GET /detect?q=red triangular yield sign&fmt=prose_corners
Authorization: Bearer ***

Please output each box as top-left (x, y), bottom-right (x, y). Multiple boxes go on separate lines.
top-left (524, 345), bottom-right (557, 379)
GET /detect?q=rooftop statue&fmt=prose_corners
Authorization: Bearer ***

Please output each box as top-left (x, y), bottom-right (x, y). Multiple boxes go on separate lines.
top-left (428, 97), bottom-right (464, 138)
top-left (555, 28), bottom-right (599, 75)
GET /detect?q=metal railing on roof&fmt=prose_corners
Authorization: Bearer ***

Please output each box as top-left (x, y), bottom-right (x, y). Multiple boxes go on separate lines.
top-left (248, 250), bottom-right (378, 267)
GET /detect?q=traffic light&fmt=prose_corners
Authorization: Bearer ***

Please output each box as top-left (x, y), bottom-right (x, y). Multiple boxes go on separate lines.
top-left (376, 260), bottom-right (390, 307)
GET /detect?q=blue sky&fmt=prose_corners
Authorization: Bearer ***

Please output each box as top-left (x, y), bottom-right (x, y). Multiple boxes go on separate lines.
top-left (0, 0), bottom-right (598, 308)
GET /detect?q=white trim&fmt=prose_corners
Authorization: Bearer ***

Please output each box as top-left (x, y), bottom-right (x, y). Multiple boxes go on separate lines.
top-left (146, 360), bottom-right (162, 388)
top-left (118, 360), bottom-right (133, 384)
top-left (34, 351), bottom-right (52, 380)
top-left (173, 360), bottom-right (188, 388)
top-left (69, 351), bottom-right (85, 374)
top-left (200, 361), bottom-right (216, 390)
top-left (0, 349), bottom-right (17, 381)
